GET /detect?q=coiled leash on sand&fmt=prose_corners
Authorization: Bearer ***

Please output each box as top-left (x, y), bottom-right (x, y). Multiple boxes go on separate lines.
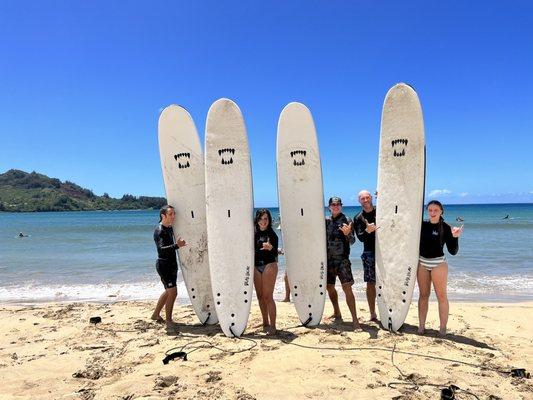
top-left (161, 325), bottom-right (257, 365)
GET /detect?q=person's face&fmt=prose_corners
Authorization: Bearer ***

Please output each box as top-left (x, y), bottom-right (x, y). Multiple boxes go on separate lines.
top-left (258, 213), bottom-right (269, 230)
top-left (329, 202), bottom-right (342, 215)
top-left (427, 204), bottom-right (442, 222)
top-left (162, 208), bottom-right (176, 225)
top-left (358, 193), bottom-right (373, 208)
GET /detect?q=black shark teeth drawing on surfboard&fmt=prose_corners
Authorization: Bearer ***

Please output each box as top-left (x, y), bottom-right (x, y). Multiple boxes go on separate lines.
top-left (391, 138), bottom-right (408, 157)
top-left (174, 152), bottom-right (191, 169)
top-left (290, 149), bottom-right (307, 166)
top-left (218, 148), bottom-right (235, 165)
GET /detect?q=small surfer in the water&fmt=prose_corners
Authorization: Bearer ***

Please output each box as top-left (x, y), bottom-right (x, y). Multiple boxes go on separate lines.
top-left (17, 232), bottom-right (28, 238)
top-left (503, 214), bottom-right (510, 219)
top-left (152, 205), bottom-right (186, 334)
top-left (253, 209), bottom-right (279, 335)
top-left (353, 190), bottom-right (378, 322)
top-left (456, 216), bottom-right (464, 222)
top-left (325, 197), bottom-right (361, 331)
top-left (417, 200), bottom-right (463, 336)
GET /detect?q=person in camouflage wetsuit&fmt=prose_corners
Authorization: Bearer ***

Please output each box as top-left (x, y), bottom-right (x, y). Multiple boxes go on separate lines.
top-left (325, 197), bottom-right (361, 331)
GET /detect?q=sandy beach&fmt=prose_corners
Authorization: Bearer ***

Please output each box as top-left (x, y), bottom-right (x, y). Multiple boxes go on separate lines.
top-left (0, 299), bottom-right (531, 400)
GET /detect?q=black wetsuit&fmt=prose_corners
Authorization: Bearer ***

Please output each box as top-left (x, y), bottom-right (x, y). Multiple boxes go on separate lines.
top-left (354, 208), bottom-right (376, 252)
top-left (254, 228), bottom-right (279, 273)
top-left (325, 213), bottom-right (355, 284)
top-left (354, 208), bottom-right (377, 282)
top-left (153, 223), bottom-right (179, 289)
top-left (419, 221), bottom-right (459, 258)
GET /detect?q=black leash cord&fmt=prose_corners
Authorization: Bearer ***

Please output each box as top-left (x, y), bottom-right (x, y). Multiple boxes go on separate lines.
top-left (389, 342), bottom-right (481, 399)
top-left (279, 338), bottom-right (508, 375)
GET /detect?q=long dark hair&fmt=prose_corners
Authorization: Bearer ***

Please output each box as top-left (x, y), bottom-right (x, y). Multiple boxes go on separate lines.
top-left (159, 205), bottom-right (174, 223)
top-left (427, 200), bottom-right (445, 246)
top-left (254, 208), bottom-right (273, 233)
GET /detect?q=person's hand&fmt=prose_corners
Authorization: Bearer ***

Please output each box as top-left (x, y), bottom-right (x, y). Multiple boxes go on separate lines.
top-left (176, 237), bottom-right (186, 247)
top-left (339, 222), bottom-right (352, 236)
top-left (364, 219), bottom-right (377, 233)
top-left (451, 225), bottom-right (464, 238)
top-left (261, 241), bottom-right (273, 251)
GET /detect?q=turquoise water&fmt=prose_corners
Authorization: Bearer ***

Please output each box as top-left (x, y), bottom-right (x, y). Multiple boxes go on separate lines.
top-left (0, 204), bottom-right (532, 303)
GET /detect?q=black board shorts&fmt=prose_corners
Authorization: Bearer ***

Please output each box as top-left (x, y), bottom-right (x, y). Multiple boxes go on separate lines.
top-left (156, 259), bottom-right (177, 289)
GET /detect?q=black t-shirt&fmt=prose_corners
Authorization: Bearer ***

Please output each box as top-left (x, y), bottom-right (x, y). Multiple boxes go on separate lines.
top-left (419, 220), bottom-right (459, 258)
top-left (254, 228), bottom-right (279, 266)
top-left (153, 224), bottom-right (178, 265)
top-left (354, 208), bottom-right (376, 252)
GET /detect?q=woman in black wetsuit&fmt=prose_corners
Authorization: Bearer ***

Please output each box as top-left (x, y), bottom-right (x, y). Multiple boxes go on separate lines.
top-left (253, 209), bottom-right (279, 335)
top-left (152, 205), bottom-right (186, 333)
top-left (417, 200), bottom-right (463, 336)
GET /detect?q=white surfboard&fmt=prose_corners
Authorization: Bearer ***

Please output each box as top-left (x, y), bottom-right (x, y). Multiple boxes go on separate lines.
top-left (277, 102), bottom-right (327, 326)
top-left (205, 98), bottom-right (254, 337)
top-left (158, 105), bottom-right (218, 325)
top-left (375, 83), bottom-right (426, 332)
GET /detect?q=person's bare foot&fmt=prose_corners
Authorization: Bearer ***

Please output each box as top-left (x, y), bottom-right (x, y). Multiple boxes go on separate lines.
top-left (266, 326), bottom-right (277, 336)
top-left (282, 298), bottom-right (290, 303)
top-left (151, 314), bottom-right (164, 323)
top-left (262, 324), bottom-right (270, 333)
top-left (329, 314), bottom-right (343, 322)
top-left (438, 327), bottom-right (447, 336)
top-left (353, 320), bottom-right (362, 331)
top-left (369, 314), bottom-right (378, 322)
top-left (417, 326), bottom-right (425, 335)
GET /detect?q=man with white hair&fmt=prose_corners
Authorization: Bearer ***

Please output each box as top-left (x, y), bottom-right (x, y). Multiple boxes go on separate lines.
top-left (353, 190), bottom-right (378, 322)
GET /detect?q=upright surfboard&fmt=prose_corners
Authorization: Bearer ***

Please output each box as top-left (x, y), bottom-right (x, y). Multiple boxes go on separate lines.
top-left (277, 102), bottom-right (327, 326)
top-left (205, 98), bottom-right (254, 337)
top-left (158, 105), bottom-right (217, 325)
top-left (376, 83), bottom-right (426, 331)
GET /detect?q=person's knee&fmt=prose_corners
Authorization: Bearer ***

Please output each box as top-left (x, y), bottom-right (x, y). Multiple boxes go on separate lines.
top-left (419, 291), bottom-right (430, 300)
top-left (342, 283), bottom-right (354, 295)
top-left (435, 290), bottom-right (448, 302)
top-left (326, 284), bottom-right (336, 294)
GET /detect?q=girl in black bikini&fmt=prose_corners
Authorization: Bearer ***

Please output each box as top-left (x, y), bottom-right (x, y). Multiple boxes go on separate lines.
top-left (417, 200), bottom-right (463, 336)
top-left (253, 209), bottom-right (279, 335)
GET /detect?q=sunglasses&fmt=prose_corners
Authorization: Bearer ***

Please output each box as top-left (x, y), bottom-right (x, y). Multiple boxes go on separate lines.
top-left (330, 203), bottom-right (341, 207)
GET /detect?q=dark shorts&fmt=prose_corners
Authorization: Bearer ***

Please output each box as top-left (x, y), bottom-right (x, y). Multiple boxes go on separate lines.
top-left (156, 259), bottom-right (177, 289)
top-left (361, 251), bottom-right (376, 283)
top-left (327, 258), bottom-right (353, 285)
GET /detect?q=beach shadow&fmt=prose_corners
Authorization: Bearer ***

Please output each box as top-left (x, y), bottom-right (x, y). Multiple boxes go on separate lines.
top-left (399, 323), bottom-right (497, 350)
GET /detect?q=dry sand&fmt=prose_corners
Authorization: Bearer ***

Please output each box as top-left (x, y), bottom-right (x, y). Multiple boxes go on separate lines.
top-left (1, 300), bottom-right (531, 399)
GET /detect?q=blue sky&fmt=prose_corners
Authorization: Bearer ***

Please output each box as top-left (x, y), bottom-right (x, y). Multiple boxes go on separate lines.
top-left (1, 1), bottom-right (532, 206)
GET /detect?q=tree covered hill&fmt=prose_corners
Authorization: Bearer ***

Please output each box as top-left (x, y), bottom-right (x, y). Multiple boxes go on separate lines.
top-left (0, 169), bottom-right (166, 212)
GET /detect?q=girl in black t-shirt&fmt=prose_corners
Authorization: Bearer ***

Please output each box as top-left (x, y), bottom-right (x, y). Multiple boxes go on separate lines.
top-left (417, 200), bottom-right (463, 336)
top-left (253, 209), bottom-right (279, 335)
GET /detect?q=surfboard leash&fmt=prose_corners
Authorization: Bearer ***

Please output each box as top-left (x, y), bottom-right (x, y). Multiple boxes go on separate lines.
top-left (201, 312), bottom-right (211, 326)
top-left (388, 341), bottom-right (481, 399)
top-left (162, 327), bottom-right (258, 364)
top-left (276, 336), bottom-right (532, 398)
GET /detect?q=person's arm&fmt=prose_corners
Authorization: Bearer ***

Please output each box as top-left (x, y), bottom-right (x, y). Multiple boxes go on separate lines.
top-left (270, 232), bottom-right (279, 259)
top-left (154, 229), bottom-right (179, 251)
top-left (444, 223), bottom-right (459, 255)
top-left (354, 214), bottom-right (368, 242)
top-left (345, 218), bottom-right (355, 245)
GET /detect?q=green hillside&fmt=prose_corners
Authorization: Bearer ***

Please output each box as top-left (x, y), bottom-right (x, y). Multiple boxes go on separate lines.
top-left (0, 169), bottom-right (166, 212)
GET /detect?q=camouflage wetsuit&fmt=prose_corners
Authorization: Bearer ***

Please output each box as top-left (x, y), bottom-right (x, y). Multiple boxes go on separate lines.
top-left (325, 213), bottom-right (355, 285)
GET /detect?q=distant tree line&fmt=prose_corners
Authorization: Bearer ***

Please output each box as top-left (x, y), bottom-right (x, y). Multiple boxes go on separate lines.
top-left (0, 169), bottom-right (166, 212)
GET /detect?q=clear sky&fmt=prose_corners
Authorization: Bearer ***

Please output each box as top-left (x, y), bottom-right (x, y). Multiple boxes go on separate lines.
top-left (1, 1), bottom-right (532, 206)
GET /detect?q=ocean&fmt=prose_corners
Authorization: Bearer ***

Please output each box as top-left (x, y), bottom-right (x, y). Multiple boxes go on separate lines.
top-left (0, 203), bottom-right (531, 303)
